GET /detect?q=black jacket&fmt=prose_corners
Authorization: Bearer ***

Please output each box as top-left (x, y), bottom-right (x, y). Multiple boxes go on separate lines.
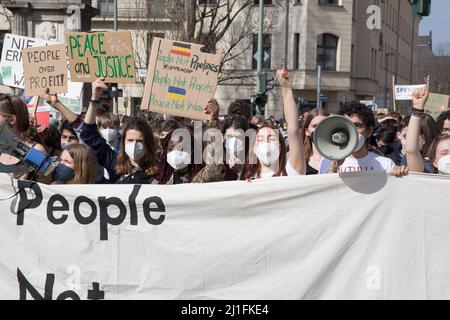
top-left (80, 122), bottom-right (120, 182)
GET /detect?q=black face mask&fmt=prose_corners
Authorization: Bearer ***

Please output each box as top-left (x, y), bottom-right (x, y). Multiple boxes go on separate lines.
top-left (377, 145), bottom-right (393, 155)
top-left (53, 163), bottom-right (75, 182)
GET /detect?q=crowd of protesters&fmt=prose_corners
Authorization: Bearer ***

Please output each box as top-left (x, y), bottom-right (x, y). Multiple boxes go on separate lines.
top-left (0, 68), bottom-right (449, 184)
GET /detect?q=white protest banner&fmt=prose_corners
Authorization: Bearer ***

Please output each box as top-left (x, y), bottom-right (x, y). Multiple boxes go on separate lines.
top-left (0, 34), bottom-right (49, 88)
top-left (1, 172), bottom-right (450, 300)
top-left (394, 84), bottom-right (426, 101)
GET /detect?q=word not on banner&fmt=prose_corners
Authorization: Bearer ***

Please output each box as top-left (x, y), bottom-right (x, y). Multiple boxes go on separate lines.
top-left (424, 93), bottom-right (449, 119)
top-left (0, 34), bottom-right (49, 88)
top-left (1, 173), bottom-right (450, 299)
top-left (141, 38), bottom-right (223, 121)
top-left (23, 44), bottom-right (67, 96)
top-left (67, 31), bottom-right (136, 83)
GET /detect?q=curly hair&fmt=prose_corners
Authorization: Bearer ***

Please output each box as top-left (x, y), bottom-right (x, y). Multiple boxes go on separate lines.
top-left (227, 100), bottom-right (252, 120)
top-left (338, 101), bottom-right (376, 129)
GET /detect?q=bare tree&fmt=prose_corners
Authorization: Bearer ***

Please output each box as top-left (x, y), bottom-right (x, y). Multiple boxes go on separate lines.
top-left (419, 42), bottom-right (450, 94)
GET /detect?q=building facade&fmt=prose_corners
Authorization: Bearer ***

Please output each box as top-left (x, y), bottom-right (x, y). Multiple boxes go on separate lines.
top-left (0, 0), bottom-right (421, 116)
top-left (216, 0), bottom-right (420, 117)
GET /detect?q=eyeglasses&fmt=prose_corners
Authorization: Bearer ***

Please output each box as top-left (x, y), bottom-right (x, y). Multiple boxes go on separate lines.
top-left (0, 94), bottom-right (14, 106)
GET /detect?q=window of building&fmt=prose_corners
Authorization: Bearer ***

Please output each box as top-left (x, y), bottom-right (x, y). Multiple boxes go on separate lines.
top-left (98, 0), bottom-right (114, 18)
top-left (199, 0), bottom-right (217, 5)
top-left (293, 33), bottom-right (300, 70)
top-left (319, 0), bottom-right (338, 5)
top-left (252, 34), bottom-right (271, 69)
top-left (316, 33), bottom-right (338, 71)
top-left (254, 0), bottom-right (273, 4)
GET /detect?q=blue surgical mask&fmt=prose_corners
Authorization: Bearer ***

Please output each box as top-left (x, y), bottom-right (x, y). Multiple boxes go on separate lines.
top-left (54, 163), bottom-right (75, 182)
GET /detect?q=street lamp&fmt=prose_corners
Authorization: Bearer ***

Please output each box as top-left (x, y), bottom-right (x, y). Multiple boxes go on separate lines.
top-left (384, 52), bottom-right (397, 108)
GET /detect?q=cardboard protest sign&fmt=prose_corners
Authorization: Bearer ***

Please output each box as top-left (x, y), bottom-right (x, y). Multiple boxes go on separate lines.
top-left (141, 38), bottom-right (223, 120)
top-left (394, 84), bottom-right (426, 100)
top-left (377, 107), bottom-right (389, 115)
top-left (67, 31), bottom-right (136, 84)
top-left (22, 44), bottom-right (67, 96)
top-left (424, 93), bottom-right (449, 119)
top-left (0, 34), bottom-right (49, 88)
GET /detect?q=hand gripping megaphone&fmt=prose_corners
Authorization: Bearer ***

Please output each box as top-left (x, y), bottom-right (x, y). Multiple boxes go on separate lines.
top-left (313, 115), bottom-right (359, 161)
top-left (0, 122), bottom-right (59, 176)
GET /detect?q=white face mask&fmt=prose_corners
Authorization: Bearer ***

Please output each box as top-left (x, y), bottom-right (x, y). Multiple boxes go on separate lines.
top-left (355, 133), bottom-right (366, 152)
top-left (125, 141), bottom-right (145, 161)
top-left (101, 128), bottom-right (118, 143)
top-left (60, 141), bottom-right (69, 150)
top-left (167, 150), bottom-right (191, 171)
top-left (438, 155), bottom-right (450, 175)
top-left (255, 143), bottom-right (280, 166)
top-left (225, 137), bottom-right (245, 154)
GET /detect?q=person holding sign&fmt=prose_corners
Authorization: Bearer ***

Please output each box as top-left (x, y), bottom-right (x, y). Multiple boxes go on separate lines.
top-left (157, 100), bottom-right (227, 184)
top-left (80, 78), bottom-right (158, 184)
top-left (406, 88), bottom-right (450, 175)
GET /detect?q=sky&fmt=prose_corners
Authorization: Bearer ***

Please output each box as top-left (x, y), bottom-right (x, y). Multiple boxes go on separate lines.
top-left (418, 0), bottom-right (449, 53)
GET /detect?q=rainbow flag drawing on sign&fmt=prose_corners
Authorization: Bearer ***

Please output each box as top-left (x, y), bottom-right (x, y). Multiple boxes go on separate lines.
top-left (167, 86), bottom-right (186, 101)
top-left (170, 42), bottom-right (191, 57)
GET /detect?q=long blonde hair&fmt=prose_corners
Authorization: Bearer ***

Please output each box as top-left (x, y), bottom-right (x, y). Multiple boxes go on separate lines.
top-left (64, 144), bottom-right (96, 184)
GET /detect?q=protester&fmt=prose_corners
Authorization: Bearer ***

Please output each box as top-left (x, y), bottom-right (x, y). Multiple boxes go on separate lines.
top-left (374, 125), bottom-right (402, 165)
top-left (405, 87), bottom-right (444, 174)
top-left (319, 101), bottom-right (396, 174)
top-left (55, 144), bottom-right (96, 184)
top-left (223, 116), bottom-right (251, 180)
top-left (59, 121), bottom-right (79, 148)
top-left (429, 134), bottom-right (450, 174)
top-left (81, 78), bottom-right (159, 184)
top-left (97, 112), bottom-right (121, 153)
top-left (301, 108), bottom-right (329, 174)
top-left (244, 69), bottom-right (306, 179)
top-left (0, 94), bottom-right (48, 181)
top-left (403, 88), bottom-right (440, 173)
top-left (158, 99), bottom-right (226, 184)
top-left (228, 100), bottom-right (258, 130)
top-left (437, 110), bottom-right (450, 134)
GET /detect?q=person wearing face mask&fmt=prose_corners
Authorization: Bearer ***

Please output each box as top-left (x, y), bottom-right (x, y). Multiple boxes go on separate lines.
top-left (319, 102), bottom-right (397, 174)
top-left (60, 121), bottom-right (80, 150)
top-left (244, 69), bottom-right (306, 179)
top-left (97, 112), bottom-right (121, 153)
top-left (222, 116), bottom-right (250, 181)
top-left (80, 78), bottom-right (159, 184)
top-left (402, 88), bottom-right (440, 173)
top-left (301, 109), bottom-right (329, 175)
top-left (374, 125), bottom-right (402, 165)
top-left (157, 101), bottom-right (226, 184)
top-left (405, 87), bottom-right (445, 174)
top-left (54, 144), bottom-right (96, 184)
top-left (428, 134), bottom-right (450, 175)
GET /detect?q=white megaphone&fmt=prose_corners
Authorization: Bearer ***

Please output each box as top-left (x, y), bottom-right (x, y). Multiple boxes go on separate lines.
top-left (313, 115), bottom-right (359, 161)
